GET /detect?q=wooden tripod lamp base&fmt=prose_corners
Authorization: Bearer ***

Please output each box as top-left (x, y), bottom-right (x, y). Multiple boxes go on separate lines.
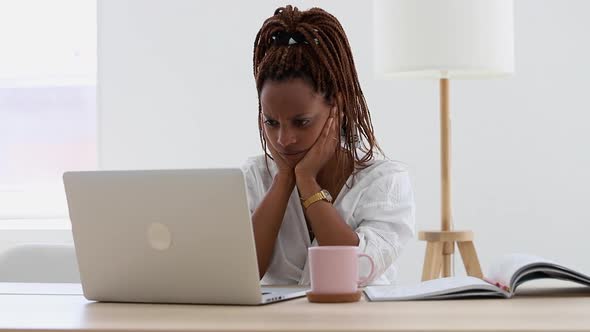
top-left (419, 230), bottom-right (483, 281)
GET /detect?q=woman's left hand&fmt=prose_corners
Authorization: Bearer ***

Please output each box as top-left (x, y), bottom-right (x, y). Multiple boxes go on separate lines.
top-left (294, 107), bottom-right (339, 181)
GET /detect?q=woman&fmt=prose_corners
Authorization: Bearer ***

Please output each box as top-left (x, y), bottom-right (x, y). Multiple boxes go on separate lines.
top-left (242, 5), bottom-right (415, 285)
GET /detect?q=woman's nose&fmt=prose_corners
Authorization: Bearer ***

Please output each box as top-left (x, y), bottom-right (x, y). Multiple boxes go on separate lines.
top-left (277, 127), bottom-right (296, 147)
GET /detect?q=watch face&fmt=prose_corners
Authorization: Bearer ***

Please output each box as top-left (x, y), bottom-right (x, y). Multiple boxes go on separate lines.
top-left (321, 189), bottom-right (333, 202)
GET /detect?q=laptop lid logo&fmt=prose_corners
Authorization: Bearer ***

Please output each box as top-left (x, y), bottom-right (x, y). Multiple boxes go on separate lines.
top-left (147, 222), bottom-right (172, 251)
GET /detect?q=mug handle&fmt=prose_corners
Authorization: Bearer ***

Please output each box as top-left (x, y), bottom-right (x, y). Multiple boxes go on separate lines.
top-left (357, 253), bottom-right (375, 286)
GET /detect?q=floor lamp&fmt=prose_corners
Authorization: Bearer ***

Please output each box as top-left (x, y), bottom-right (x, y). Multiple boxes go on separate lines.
top-left (373, 0), bottom-right (515, 280)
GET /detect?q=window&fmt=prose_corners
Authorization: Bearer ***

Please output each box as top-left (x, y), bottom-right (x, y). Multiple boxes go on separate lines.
top-left (0, 0), bottom-right (97, 221)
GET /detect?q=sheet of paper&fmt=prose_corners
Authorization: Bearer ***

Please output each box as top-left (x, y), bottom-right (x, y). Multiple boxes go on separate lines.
top-left (486, 253), bottom-right (556, 288)
top-left (365, 276), bottom-right (498, 301)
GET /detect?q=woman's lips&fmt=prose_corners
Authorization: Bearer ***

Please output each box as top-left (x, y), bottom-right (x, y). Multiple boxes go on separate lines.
top-left (279, 151), bottom-right (306, 160)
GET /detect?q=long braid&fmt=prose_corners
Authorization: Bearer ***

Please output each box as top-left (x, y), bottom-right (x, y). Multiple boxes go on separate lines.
top-left (253, 5), bottom-right (383, 184)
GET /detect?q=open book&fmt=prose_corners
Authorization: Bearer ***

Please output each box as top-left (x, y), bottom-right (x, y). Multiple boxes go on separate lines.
top-left (364, 253), bottom-right (590, 301)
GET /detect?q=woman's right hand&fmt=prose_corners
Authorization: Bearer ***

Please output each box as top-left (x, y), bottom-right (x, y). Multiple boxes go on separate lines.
top-left (264, 131), bottom-right (295, 179)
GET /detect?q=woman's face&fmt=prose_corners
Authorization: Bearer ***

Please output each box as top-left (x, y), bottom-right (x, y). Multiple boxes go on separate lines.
top-left (260, 78), bottom-right (334, 164)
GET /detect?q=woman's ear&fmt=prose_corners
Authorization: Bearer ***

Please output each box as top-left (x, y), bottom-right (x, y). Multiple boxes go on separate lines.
top-left (328, 92), bottom-right (342, 113)
top-left (335, 92), bottom-right (344, 128)
top-left (336, 92), bottom-right (343, 110)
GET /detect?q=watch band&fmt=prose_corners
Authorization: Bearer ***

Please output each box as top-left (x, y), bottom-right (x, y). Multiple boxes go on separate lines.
top-left (302, 189), bottom-right (333, 210)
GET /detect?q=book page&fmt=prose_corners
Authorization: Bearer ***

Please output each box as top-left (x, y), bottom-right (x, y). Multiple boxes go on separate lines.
top-left (486, 253), bottom-right (556, 290)
top-left (487, 253), bottom-right (590, 296)
top-left (364, 276), bottom-right (502, 301)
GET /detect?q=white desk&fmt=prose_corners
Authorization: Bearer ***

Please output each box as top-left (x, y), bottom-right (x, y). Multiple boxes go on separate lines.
top-left (1, 282), bottom-right (590, 331)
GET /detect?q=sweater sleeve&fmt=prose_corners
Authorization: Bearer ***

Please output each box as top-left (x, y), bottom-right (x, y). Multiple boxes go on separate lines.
top-left (240, 157), bottom-right (264, 215)
top-left (353, 170), bottom-right (416, 284)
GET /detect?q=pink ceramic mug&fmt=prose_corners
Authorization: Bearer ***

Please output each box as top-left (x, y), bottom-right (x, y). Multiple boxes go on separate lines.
top-left (308, 246), bottom-right (375, 294)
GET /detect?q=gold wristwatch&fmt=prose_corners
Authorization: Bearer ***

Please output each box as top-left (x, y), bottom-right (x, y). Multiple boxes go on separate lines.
top-left (301, 189), bottom-right (333, 210)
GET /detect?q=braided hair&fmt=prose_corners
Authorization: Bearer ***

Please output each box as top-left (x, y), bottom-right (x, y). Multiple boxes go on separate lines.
top-left (253, 5), bottom-right (382, 183)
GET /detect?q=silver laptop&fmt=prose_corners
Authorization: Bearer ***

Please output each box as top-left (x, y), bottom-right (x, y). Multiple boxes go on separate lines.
top-left (63, 168), bottom-right (308, 305)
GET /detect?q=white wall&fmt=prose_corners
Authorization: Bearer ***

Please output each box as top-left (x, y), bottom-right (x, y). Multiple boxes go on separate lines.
top-left (98, 0), bottom-right (590, 284)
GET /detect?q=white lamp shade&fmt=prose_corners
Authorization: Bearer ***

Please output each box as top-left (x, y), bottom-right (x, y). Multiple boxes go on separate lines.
top-left (374, 0), bottom-right (514, 79)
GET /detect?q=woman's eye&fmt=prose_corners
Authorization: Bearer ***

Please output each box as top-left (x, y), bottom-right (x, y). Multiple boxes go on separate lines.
top-left (296, 119), bottom-right (310, 127)
top-left (264, 119), bottom-right (278, 127)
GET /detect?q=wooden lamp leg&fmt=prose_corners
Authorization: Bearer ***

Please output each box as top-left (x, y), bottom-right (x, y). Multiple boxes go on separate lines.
top-left (457, 241), bottom-right (483, 278)
top-left (440, 78), bottom-right (453, 277)
top-left (442, 241), bottom-right (454, 277)
top-left (421, 241), bottom-right (443, 281)
top-left (419, 231), bottom-right (482, 281)
top-left (419, 79), bottom-right (484, 282)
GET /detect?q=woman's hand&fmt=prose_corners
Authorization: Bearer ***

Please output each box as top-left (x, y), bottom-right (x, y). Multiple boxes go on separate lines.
top-left (294, 107), bottom-right (339, 181)
top-left (264, 129), bottom-right (295, 178)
